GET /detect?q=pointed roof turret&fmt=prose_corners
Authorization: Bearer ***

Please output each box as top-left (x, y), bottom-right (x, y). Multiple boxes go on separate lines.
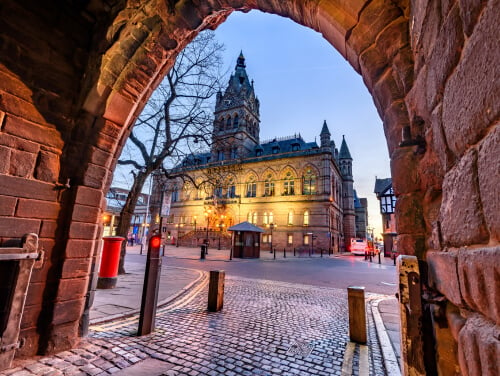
top-left (339, 135), bottom-right (352, 159)
top-left (320, 120), bottom-right (331, 148)
top-left (236, 51), bottom-right (246, 68)
top-left (320, 120), bottom-right (330, 136)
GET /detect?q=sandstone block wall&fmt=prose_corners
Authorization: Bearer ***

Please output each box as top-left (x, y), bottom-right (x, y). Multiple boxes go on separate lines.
top-left (0, 1), bottom-right (497, 375)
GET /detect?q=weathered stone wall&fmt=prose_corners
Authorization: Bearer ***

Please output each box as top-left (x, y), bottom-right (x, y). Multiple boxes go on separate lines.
top-left (0, 1), bottom-right (497, 374)
top-left (403, 1), bottom-right (499, 375)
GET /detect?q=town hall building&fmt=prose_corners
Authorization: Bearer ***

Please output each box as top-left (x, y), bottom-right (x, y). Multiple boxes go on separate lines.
top-left (155, 53), bottom-right (364, 252)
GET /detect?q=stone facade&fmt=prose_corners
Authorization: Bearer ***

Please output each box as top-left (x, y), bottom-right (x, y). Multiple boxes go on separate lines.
top-left (157, 54), bottom-right (358, 252)
top-left (0, 1), bottom-right (497, 375)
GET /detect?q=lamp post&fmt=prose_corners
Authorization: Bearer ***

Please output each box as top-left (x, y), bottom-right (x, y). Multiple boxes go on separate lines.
top-left (204, 208), bottom-right (211, 254)
top-left (267, 223), bottom-right (276, 253)
top-left (217, 215), bottom-right (225, 250)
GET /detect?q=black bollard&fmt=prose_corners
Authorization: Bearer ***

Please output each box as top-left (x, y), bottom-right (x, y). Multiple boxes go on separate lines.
top-left (283, 248), bottom-right (286, 258)
top-left (294, 248), bottom-right (296, 257)
top-left (321, 248), bottom-right (323, 258)
top-left (200, 245), bottom-right (206, 260)
top-left (378, 251), bottom-right (381, 264)
top-left (273, 247), bottom-right (276, 260)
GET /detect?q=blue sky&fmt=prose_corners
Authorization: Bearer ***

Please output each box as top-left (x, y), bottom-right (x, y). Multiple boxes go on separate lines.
top-left (113, 10), bottom-right (391, 237)
top-left (213, 10), bottom-right (391, 236)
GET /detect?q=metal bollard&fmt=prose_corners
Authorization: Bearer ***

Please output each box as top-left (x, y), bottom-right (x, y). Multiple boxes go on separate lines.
top-left (200, 245), bottom-right (206, 260)
top-left (320, 248), bottom-right (323, 258)
top-left (283, 248), bottom-right (286, 258)
top-left (273, 248), bottom-right (276, 260)
top-left (208, 270), bottom-right (225, 312)
top-left (294, 248), bottom-right (296, 256)
top-left (347, 286), bottom-right (367, 344)
top-left (378, 251), bottom-right (381, 264)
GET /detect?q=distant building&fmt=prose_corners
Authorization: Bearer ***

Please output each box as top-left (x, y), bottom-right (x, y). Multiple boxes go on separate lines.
top-left (103, 187), bottom-right (150, 240)
top-left (374, 178), bottom-right (397, 257)
top-left (154, 53), bottom-right (364, 252)
top-left (353, 190), bottom-right (368, 239)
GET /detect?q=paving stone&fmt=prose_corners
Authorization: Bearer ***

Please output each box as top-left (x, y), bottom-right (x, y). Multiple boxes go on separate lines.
top-left (5, 278), bottom-right (389, 375)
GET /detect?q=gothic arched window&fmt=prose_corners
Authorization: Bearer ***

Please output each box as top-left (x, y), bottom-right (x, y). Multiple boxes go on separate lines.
top-left (283, 171), bottom-right (295, 195)
top-left (226, 116), bottom-right (231, 130)
top-left (233, 114), bottom-right (239, 128)
top-left (302, 168), bottom-right (317, 195)
top-left (264, 174), bottom-right (275, 196)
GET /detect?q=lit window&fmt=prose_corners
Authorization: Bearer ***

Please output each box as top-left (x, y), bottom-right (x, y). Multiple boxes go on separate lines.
top-left (283, 172), bottom-right (295, 195)
top-left (264, 174), bottom-right (275, 196)
top-left (263, 212), bottom-right (269, 225)
top-left (287, 234), bottom-right (293, 245)
top-left (247, 212), bottom-right (252, 222)
top-left (303, 234), bottom-right (310, 245)
top-left (253, 212), bottom-right (258, 224)
top-left (288, 211), bottom-right (293, 225)
top-left (302, 168), bottom-right (316, 195)
top-left (246, 177), bottom-right (257, 197)
top-left (303, 210), bottom-right (309, 226)
top-left (269, 212), bottom-right (274, 224)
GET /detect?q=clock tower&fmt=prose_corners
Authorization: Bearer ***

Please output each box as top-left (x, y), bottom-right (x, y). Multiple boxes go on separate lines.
top-left (212, 52), bottom-right (260, 161)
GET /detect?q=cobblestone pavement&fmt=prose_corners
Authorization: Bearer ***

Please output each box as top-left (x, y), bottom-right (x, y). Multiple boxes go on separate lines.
top-left (5, 275), bottom-right (392, 376)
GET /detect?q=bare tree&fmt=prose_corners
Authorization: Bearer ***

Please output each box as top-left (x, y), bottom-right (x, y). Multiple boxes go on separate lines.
top-left (113, 31), bottom-right (225, 273)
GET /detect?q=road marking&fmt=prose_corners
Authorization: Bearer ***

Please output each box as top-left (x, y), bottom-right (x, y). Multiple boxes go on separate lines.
top-left (341, 341), bottom-right (355, 376)
top-left (359, 344), bottom-right (369, 376)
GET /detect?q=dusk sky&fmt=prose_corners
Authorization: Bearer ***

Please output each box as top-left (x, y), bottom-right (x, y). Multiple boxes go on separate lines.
top-left (213, 10), bottom-right (391, 236)
top-left (114, 9), bottom-right (391, 237)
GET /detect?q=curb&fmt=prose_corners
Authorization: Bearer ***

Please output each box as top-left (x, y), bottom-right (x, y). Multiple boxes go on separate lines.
top-left (371, 298), bottom-right (401, 376)
top-left (89, 266), bottom-right (206, 326)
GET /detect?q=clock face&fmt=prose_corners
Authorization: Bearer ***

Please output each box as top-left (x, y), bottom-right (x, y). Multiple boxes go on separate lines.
top-left (224, 99), bottom-right (232, 106)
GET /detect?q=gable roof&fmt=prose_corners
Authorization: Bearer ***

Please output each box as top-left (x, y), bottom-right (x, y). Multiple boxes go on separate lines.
top-left (374, 178), bottom-right (392, 195)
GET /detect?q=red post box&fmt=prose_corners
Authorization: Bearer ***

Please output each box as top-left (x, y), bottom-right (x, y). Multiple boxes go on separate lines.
top-left (97, 236), bottom-right (125, 289)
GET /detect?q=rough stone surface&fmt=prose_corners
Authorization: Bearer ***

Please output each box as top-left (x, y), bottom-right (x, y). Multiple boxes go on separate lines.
top-left (442, 0), bottom-right (500, 157)
top-left (390, 148), bottom-right (420, 195)
top-left (439, 149), bottom-right (489, 247)
top-left (457, 247), bottom-right (500, 325)
top-left (458, 313), bottom-right (500, 376)
top-left (477, 124), bottom-right (500, 240)
top-left (427, 250), bottom-right (462, 306)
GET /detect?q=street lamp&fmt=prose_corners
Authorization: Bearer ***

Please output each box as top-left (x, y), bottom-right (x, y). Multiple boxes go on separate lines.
top-left (204, 209), bottom-right (211, 254)
top-left (267, 223), bottom-right (276, 253)
top-left (217, 215), bottom-right (225, 250)
top-left (175, 223), bottom-right (183, 247)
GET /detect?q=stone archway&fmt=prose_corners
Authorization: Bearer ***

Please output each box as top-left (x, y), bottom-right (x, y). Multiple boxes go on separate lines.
top-left (0, 1), bottom-right (497, 375)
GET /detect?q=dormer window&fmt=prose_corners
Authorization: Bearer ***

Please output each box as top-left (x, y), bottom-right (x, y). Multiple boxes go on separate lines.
top-left (291, 143), bottom-right (300, 151)
top-left (272, 146), bottom-right (280, 154)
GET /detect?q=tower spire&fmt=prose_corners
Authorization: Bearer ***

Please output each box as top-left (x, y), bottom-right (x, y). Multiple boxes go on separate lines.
top-left (236, 51), bottom-right (246, 68)
top-left (339, 135), bottom-right (352, 159)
